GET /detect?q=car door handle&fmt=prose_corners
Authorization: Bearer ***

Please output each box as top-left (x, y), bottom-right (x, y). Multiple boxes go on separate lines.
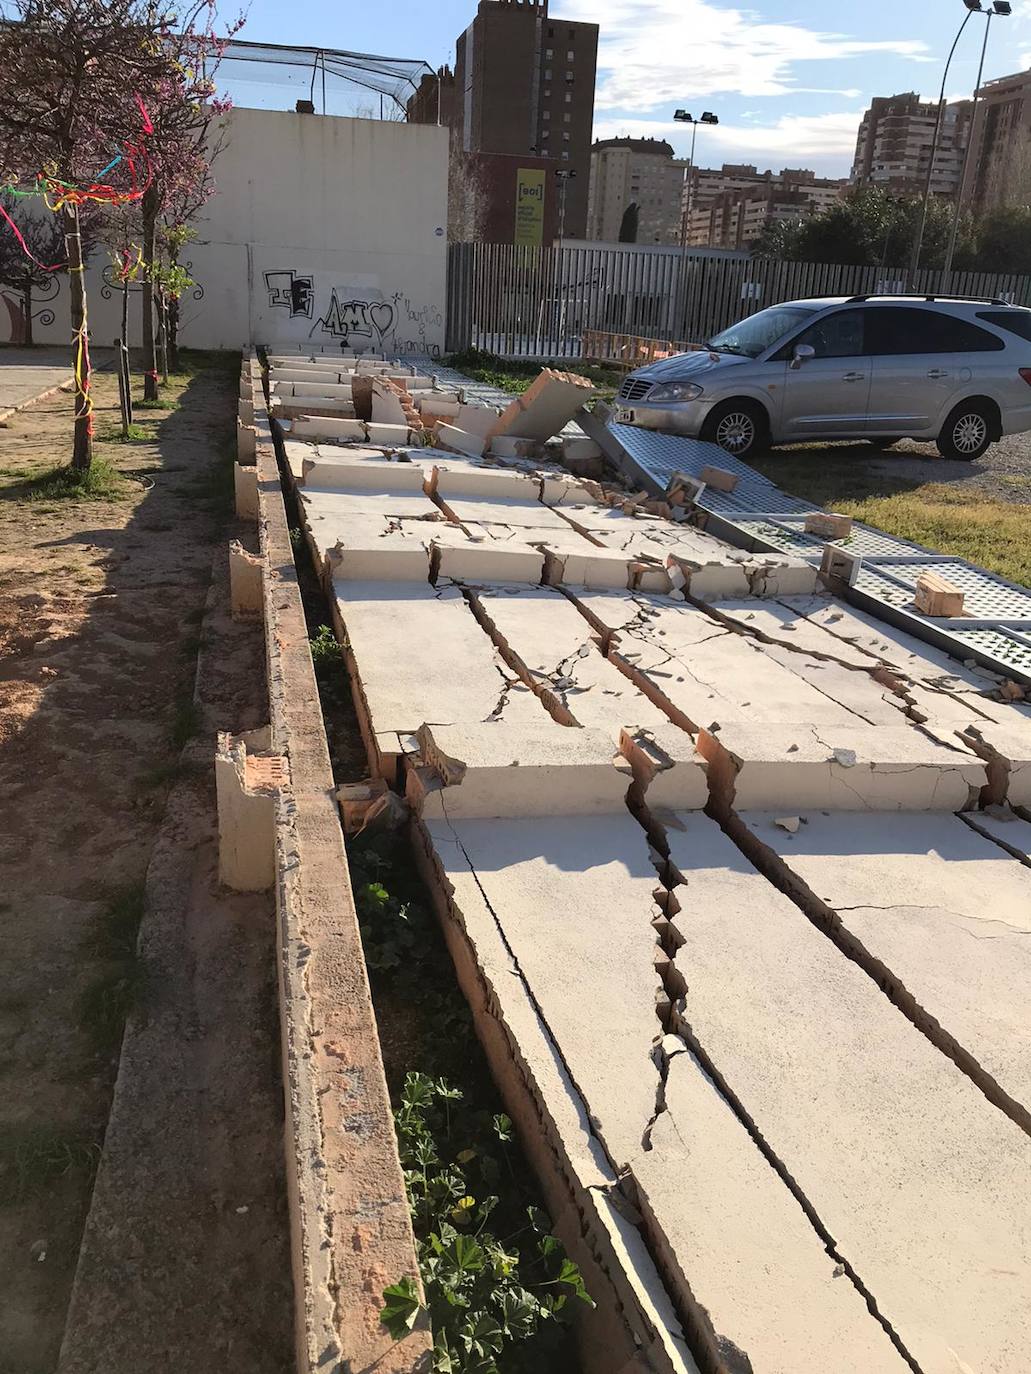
top-left (842, 371), bottom-right (865, 382)
top-left (927, 369), bottom-right (949, 379)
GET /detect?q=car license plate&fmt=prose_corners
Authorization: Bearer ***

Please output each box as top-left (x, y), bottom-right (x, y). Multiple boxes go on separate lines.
top-left (617, 408), bottom-right (635, 423)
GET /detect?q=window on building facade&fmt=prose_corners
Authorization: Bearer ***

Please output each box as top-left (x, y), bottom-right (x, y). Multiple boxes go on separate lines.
top-left (563, 112), bottom-right (571, 122)
top-left (545, 46), bottom-right (553, 57)
top-left (543, 109), bottom-right (550, 120)
top-left (562, 150), bottom-right (570, 159)
top-left (567, 50), bottom-right (574, 61)
top-left (565, 92), bottom-right (572, 103)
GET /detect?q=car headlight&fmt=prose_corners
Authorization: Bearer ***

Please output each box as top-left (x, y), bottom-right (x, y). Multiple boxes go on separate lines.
top-left (646, 382), bottom-right (703, 402)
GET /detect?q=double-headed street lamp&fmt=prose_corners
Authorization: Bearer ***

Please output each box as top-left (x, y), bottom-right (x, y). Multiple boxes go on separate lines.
top-left (908, 0), bottom-right (1010, 287)
top-left (674, 109), bottom-right (719, 248)
top-left (943, 0), bottom-right (1011, 282)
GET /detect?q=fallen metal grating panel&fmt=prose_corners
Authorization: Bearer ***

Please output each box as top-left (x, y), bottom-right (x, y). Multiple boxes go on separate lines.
top-left (856, 561), bottom-right (1031, 622)
top-left (951, 628), bottom-right (1031, 674)
top-left (607, 423), bottom-right (779, 489)
top-left (695, 486), bottom-right (822, 519)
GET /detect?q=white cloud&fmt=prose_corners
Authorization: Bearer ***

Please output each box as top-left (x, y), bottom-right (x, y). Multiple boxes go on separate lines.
top-left (560, 0), bottom-right (930, 105)
top-left (592, 110), bottom-right (866, 177)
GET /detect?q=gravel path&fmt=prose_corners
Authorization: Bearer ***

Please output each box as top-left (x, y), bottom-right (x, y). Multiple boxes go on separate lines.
top-left (778, 431), bottom-right (1031, 504)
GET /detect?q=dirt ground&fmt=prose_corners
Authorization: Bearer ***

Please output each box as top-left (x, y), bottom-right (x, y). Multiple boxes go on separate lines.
top-left (0, 363), bottom-right (292, 1372)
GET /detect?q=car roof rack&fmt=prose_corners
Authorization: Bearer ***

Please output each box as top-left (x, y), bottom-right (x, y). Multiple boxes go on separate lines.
top-left (845, 292), bottom-right (1014, 306)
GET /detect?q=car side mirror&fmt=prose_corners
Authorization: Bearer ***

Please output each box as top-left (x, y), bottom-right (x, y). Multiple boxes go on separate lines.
top-left (790, 344), bottom-right (816, 370)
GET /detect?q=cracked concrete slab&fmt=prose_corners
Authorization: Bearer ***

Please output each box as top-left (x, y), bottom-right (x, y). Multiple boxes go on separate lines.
top-left (331, 582), bottom-right (554, 752)
top-left (467, 586), bottom-right (696, 751)
top-left (300, 487), bottom-right (446, 566)
top-left (412, 722), bottom-right (631, 818)
top-left (417, 797), bottom-right (912, 1372)
top-left (634, 1051), bottom-right (911, 1374)
top-left (738, 810), bottom-right (1031, 1121)
top-left (433, 492), bottom-right (581, 531)
top-left (415, 821), bottom-right (699, 1374)
top-left (660, 816), bottom-right (1031, 1374)
top-left (701, 723), bottom-right (985, 811)
top-left (963, 805), bottom-right (1031, 862)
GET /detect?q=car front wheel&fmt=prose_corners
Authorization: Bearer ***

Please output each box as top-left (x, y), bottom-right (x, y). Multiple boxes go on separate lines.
top-left (704, 399), bottom-right (769, 461)
top-left (937, 402), bottom-right (993, 462)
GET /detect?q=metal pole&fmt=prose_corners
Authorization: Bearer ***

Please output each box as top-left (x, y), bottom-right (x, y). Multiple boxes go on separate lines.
top-left (943, 12), bottom-right (992, 286)
top-left (907, 9), bottom-right (974, 288)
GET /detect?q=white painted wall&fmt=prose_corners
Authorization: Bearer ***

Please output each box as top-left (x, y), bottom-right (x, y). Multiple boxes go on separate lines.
top-left (0, 108), bottom-right (449, 357)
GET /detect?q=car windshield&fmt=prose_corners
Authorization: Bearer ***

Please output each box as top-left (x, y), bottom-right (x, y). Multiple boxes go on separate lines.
top-left (706, 305), bottom-right (818, 358)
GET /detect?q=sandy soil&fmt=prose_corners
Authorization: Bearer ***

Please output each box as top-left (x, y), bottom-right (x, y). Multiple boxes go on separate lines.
top-left (0, 365), bottom-right (291, 1372)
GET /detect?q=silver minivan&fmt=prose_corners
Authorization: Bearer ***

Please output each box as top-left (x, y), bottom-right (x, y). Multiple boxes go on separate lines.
top-left (615, 294), bottom-right (1031, 461)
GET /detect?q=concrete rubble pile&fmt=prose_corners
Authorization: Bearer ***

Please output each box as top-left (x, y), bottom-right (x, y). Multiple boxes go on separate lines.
top-left (264, 348), bottom-right (1031, 1374)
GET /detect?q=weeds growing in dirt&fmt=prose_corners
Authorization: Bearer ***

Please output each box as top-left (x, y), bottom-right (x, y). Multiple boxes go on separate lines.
top-left (0, 1127), bottom-right (101, 1205)
top-left (12, 457), bottom-right (128, 503)
top-left (382, 1072), bottom-right (593, 1373)
top-left (79, 886), bottom-right (147, 1057)
top-left (170, 695), bottom-right (201, 749)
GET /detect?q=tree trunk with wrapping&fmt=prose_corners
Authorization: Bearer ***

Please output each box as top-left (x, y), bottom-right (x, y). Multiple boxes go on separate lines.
top-left (63, 204), bottom-right (92, 472)
top-left (141, 187), bottom-right (158, 401)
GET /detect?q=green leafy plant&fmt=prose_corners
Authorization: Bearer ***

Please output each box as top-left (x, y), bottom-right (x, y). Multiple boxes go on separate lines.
top-left (382, 1071), bottom-right (593, 1372)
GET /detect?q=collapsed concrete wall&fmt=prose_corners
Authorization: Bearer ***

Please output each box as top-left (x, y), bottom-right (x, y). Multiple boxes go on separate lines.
top-left (264, 350), bottom-right (1031, 1374)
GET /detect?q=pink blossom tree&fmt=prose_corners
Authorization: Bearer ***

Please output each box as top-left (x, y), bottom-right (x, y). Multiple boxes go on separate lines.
top-left (138, 1), bottom-right (239, 398)
top-left (0, 0), bottom-right (175, 470)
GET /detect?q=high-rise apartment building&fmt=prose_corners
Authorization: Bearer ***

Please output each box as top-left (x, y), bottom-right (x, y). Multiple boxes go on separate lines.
top-left (851, 93), bottom-right (973, 198)
top-left (409, 0), bottom-right (598, 243)
top-left (960, 68), bottom-right (1031, 210)
top-left (681, 166), bottom-right (846, 249)
top-left (587, 138), bottom-right (689, 245)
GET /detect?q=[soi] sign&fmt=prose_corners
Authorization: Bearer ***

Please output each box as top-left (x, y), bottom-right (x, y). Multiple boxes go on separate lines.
top-left (514, 168), bottom-right (546, 247)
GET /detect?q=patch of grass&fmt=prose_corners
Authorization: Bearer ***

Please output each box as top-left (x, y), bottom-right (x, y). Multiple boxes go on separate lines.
top-left (11, 456), bottom-right (128, 503)
top-left (79, 886), bottom-right (147, 1056)
top-left (0, 1126), bottom-right (101, 1206)
top-left (170, 695), bottom-right (202, 749)
top-left (134, 396), bottom-right (179, 412)
top-left (95, 420), bottom-right (156, 443)
top-left (751, 450), bottom-right (1031, 588)
top-left (445, 347), bottom-right (623, 402)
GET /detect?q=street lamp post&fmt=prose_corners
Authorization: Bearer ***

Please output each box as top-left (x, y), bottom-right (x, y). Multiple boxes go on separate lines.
top-left (907, 0), bottom-right (982, 288)
top-left (674, 109), bottom-right (719, 249)
top-left (554, 167), bottom-right (577, 243)
top-left (674, 110), bottom-right (718, 340)
top-left (942, 0), bottom-right (1011, 286)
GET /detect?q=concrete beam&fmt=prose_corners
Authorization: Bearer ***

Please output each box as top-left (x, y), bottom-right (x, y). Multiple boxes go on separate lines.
top-left (215, 731), bottom-right (285, 891)
top-left (234, 463), bottom-right (259, 521)
top-left (229, 540), bottom-right (263, 620)
top-left (256, 377), bottom-right (431, 1373)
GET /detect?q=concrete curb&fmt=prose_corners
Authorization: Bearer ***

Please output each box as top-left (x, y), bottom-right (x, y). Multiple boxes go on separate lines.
top-left (249, 357), bottom-right (431, 1374)
top-left (0, 373), bottom-right (73, 424)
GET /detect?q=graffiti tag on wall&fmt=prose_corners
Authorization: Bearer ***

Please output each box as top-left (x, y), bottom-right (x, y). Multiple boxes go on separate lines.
top-left (262, 269), bottom-right (441, 357)
top-left (312, 290), bottom-right (395, 348)
top-left (264, 270), bottom-right (313, 318)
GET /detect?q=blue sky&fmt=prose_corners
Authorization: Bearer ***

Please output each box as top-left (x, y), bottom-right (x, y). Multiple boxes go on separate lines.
top-left (226, 0), bottom-right (1031, 177)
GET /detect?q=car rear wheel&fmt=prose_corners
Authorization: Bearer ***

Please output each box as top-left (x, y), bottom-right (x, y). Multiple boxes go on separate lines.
top-left (704, 399), bottom-right (769, 461)
top-left (937, 402), bottom-right (993, 462)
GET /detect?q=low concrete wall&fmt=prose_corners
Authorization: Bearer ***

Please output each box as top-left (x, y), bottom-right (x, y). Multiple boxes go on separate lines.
top-left (247, 358), bottom-right (430, 1373)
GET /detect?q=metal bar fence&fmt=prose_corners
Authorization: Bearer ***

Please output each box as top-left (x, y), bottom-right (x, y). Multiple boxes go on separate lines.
top-left (445, 240), bottom-right (1031, 361)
